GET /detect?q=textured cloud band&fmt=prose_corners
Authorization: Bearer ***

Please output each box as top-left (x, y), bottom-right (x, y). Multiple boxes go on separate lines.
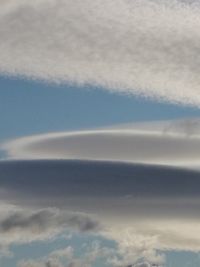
top-left (1, 0), bottom-right (200, 105)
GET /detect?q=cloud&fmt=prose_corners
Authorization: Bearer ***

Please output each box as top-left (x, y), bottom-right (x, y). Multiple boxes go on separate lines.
top-left (19, 246), bottom-right (74, 267)
top-left (0, 204), bottom-right (101, 253)
top-left (1, 0), bottom-right (200, 105)
top-left (133, 264), bottom-right (151, 267)
top-left (18, 241), bottom-right (115, 267)
top-left (2, 120), bottom-right (200, 265)
top-left (18, 240), bottom-right (163, 267)
top-left (0, 209), bottom-right (100, 235)
top-left (0, 160), bottom-right (200, 257)
top-left (18, 240), bottom-right (161, 267)
top-left (4, 119), bottom-right (200, 167)
top-left (19, 259), bottom-right (64, 267)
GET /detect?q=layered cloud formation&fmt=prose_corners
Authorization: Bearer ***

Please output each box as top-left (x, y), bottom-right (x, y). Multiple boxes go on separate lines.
top-left (3, 119), bottom-right (200, 265)
top-left (0, 160), bottom-right (200, 266)
top-left (1, 0), bottom-right (200, 105)
top-left (4, 119), bottom-right (200, 167)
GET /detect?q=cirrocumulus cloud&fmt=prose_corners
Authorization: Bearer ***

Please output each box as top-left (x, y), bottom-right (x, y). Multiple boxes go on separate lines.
top-left (1, 0), bottom-right (200, 105)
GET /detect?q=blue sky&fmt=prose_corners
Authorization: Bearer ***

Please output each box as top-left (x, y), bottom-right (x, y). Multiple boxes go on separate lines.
top-left (1, 75), bottom-right (200, 144)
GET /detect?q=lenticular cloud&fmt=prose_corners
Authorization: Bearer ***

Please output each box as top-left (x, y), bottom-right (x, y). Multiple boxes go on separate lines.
top-left (4, 119), bottom-right (200, 167)
top-left (1, 0), bottom-right (200, 105)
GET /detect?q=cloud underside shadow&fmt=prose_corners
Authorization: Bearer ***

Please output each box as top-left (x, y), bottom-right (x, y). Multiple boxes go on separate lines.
top-left (1, 0), bottom-right (200, 105)
top-left (1, 160), bottom-right (200, 258)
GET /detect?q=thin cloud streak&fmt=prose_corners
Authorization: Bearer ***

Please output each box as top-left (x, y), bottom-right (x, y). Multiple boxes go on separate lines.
top-left (1, 0), bottom-right (200, 105)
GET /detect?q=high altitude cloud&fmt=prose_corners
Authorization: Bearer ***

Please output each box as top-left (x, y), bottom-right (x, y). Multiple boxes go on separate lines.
top-left (4, 119), bottom-right (200, 167)
top-left (1, 0), bottom-right (200, 105)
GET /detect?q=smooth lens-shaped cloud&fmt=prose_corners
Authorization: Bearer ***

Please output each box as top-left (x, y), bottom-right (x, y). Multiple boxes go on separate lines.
top-left (4, 119), bottom-right (200, 167)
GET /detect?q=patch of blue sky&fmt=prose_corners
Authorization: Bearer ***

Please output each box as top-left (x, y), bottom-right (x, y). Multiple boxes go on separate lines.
top-left (5, 232), bottom-right (116, 267)
top-left (165, 251), bottom-right (200, 267)
top-left (5, 229), bottom-right (200, 267)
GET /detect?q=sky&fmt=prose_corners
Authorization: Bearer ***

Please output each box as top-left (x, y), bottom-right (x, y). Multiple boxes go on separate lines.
top-left (1, 0), bottom-right (200, 267)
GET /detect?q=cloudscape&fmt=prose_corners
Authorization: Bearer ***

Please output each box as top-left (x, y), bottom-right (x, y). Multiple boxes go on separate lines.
top-left (1, 1), bottom-right (200, 267)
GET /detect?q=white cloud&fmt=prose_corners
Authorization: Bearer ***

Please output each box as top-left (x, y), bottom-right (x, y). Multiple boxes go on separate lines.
top-left (4, 119), bottom-right (200, 167)
top-left (1, 0), bottom-right (200, 105)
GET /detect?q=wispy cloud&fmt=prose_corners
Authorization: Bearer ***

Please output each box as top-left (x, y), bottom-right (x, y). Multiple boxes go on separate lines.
top-left (1, 0), bottom-right (200, 105)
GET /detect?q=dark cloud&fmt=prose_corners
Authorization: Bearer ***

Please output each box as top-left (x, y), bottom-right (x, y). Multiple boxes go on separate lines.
top-left (0, 160), bottom-right (200, 221)
top-left (0, 159), bottom-right (200, 263)
top-left (0, 160), bottom-right (200, 199)
top-left (0, 208), bottom-right (100, 235)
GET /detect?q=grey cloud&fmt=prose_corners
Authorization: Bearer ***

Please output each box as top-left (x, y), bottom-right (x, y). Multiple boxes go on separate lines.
top-left (0, 205), bottom-right (101, 256)
top-left (1, 156), bottom-right (200, 255)
top-left (0, 210), bottom-right (54, 233)
top-left (129, 263), bottom-right (151, 267)
top-left (1, 160), bottom-right (200, 255)
top-left (133, 263), bottom-right (154, 267)
top-left (0, 205), bottom-right (104, 263)
top-left (1, 0), bottom-right (200, 105)
top-left (1, 125), bottom-right (200, 265)
top-left (67, 214), bottom-right (100, 233)
top-left (162, 118), bottom-right (200, 136)
top-left (126, 263), bottom-right (162, 267)
top-left (46, 261), bottom-right (62, 267)
top-left (0, 160), bottom-right (200, 200)
top-left (0, 209), bottom-right (100, 235)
